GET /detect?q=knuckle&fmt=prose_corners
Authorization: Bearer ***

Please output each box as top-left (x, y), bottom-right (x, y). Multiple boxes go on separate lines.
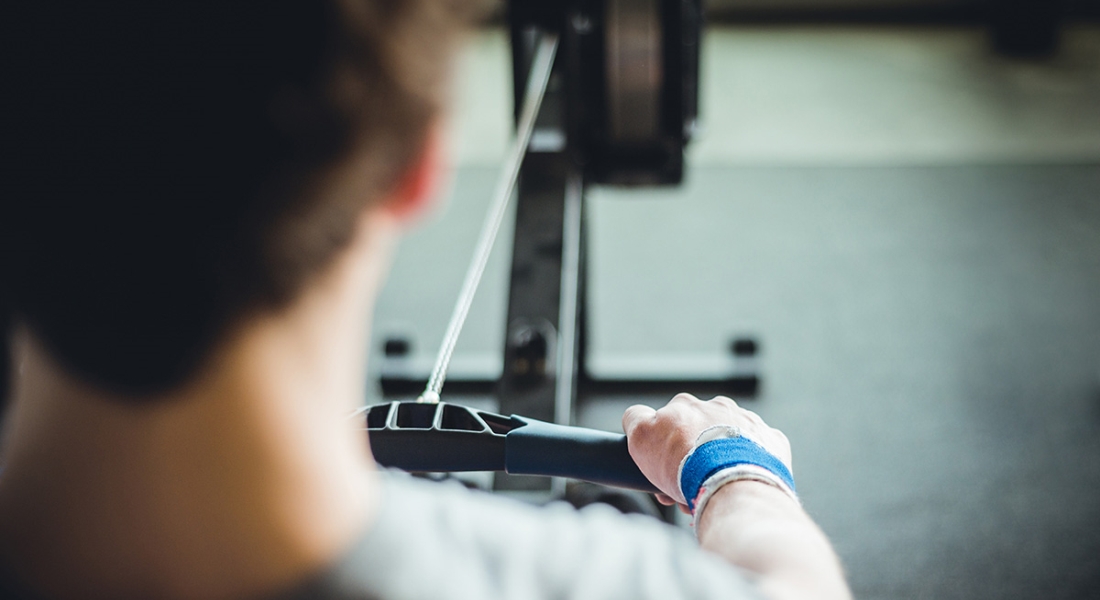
top-left (622, 405), bottom-right (654, 434)
top-left (656, 400), bottom-right (686, 417)
top-left (742, 409), bottom-right (765, 424)
top-left (710, 395), bottom-right (740, 410)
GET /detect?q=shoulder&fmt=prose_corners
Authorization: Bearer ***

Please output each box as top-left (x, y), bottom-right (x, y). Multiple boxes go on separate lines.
top-left (280, 472), bottom-right (764, 600)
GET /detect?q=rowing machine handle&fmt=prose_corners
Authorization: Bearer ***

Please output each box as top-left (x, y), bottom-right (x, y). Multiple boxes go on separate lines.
top-left (506, 416), bottom-right (658, 494)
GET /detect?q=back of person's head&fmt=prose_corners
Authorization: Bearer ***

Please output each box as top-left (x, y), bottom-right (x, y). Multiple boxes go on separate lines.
top-left (1, 1), bottom-right (473, 399)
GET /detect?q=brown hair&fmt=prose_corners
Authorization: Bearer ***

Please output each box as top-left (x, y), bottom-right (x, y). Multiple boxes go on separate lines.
top-left (1, 1), bottom-right (474, 397)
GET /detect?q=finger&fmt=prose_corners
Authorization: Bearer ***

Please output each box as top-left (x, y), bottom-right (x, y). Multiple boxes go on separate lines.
top-left (654, 493), bottom-right (676, 506)
top-left (678, 503), bottom-right (691, 516)
top-left (670, 392), bottom-right (698, 405)
top-left (710, 395), bottom-right (739, 409)
top-left (740, 408), bottom-right (765, 425)
top-left (622, 404), bottom-right (657, 436)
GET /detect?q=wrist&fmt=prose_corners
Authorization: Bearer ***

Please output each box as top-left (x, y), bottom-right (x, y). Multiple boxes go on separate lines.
top-left (696, 479), bottom-right (802, 534)
top-left (690, 464), bottom-right (799, 531)
top-left (678, 431), bottom-right (796, 513)
top-left (709, 478), bottom-right (800, 508)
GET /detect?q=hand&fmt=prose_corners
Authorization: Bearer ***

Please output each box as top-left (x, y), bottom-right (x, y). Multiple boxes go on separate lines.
top-left (622, 393), bottom-right (792, 507)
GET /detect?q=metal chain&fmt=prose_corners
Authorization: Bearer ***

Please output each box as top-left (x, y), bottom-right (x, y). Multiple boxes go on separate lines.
top-left (418, 34), bottom-right (559, 404)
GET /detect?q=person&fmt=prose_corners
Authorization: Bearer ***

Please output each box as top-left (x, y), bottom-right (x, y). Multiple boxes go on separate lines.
top-left (0, 2), bottom-right (851, 599)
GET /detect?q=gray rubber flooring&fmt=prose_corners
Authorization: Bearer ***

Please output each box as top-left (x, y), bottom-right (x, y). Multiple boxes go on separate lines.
top-left (372, 163), bottom-right (1100, 599)
top-left (589, 164), bottom-right (1100, 600)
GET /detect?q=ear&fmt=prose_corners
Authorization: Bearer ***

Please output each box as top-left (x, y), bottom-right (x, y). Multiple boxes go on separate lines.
top-left (379, 123), bottom-right (447, 224)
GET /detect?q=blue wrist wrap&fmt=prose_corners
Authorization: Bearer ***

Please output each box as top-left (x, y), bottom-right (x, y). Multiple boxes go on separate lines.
top-left (680, 436), bottom-right (796, 512)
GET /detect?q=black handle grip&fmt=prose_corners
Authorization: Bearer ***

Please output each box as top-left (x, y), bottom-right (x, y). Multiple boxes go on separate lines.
top-left (505, 416), bottom-right (659, 493)
top-left (364, 402), bottom-right (660, 494)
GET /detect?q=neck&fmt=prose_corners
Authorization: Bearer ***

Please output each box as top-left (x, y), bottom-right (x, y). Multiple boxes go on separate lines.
top-left (0, 212), bottom-right (397, 599)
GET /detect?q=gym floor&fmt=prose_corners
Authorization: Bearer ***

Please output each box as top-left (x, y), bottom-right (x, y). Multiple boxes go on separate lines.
top-left (370, 26), bottom-right (1100, 599)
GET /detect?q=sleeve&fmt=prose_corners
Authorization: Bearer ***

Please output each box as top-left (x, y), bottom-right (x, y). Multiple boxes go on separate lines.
top-left (289, 473), bottom-right (766, 600)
